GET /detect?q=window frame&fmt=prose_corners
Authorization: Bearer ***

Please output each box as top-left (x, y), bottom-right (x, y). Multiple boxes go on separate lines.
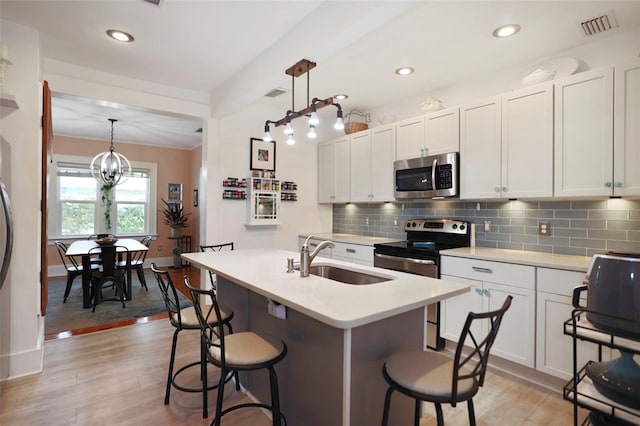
top-left (49, 154), bottom-right (157, 239)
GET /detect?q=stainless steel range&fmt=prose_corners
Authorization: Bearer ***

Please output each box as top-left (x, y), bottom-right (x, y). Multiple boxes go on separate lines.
top-left (374, 218), bottom-right (472, 350)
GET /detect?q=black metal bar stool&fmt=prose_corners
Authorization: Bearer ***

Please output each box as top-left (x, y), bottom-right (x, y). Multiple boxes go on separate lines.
top-left (185, 276), bottom-right (287, 426)
top-left (151, 263), bottom-right (236, 418)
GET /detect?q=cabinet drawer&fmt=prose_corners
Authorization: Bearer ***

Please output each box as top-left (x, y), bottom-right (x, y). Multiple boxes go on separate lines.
top-left (332, 242), bottom-right (373, 263)
top-left (441, 256), bottom-right (534, 289)
top-left (537, 267), bottom-right (586, 296)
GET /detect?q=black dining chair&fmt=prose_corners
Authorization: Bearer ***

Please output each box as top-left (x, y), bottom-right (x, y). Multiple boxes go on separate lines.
top-left (117, 235), bottom-right (152, 291)
top-left (381, 295), bottom-right (513, 426)
top-left (89, 245), bottom-right (127, 312)
top-left (150, 264), bottom-right (236, 418)
top-left (54, 240), bottom-right (100, 303)
top-left (199, 242), bottom-right (234, 290)
top-left (185, 276), bottom-right (287, 426)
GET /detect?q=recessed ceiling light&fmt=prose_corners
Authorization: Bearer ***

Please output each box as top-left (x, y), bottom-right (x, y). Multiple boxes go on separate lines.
top-left (106, 29), bottom-right (135, 42)
top-left (334, 94), bottom-right (349, 100)
top-left (492, 24), bottom-right (521, 38)
top-left (395, 67), bottom-right (414, 76)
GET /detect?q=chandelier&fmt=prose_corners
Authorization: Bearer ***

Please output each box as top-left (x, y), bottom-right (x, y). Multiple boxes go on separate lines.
top-left (263, 59), bottom-right (344, 145)
top-left (90, 118), bottom-right (131, 187)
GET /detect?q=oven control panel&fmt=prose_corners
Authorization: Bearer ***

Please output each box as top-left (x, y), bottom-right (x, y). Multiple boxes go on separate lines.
top-left (404, 218), bottom-right (469, 234)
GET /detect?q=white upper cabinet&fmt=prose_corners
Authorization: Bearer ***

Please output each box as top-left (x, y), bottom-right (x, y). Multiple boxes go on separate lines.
top-left (350, 125), bottom-right (396, 203)
top-left (460, 96), bottom-right (502, 199)
top-left (461, 84), bottom-right (553, 200)
top-left (395, 116), bottom-right (425, 160)
top-left (501, 83), bottom-right (553, 198)
top-left (613, 58), bottom-right (640, 197)
top-left (554, 67), bottom-right (614, 197)
top-left (424, 107), bottom-right (460, 155)
top-left (318, 136), bottom-right (350, 203)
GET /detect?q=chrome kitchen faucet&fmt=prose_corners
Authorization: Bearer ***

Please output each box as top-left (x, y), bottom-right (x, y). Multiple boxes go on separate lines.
top-left (299, 235), bottom-right (335, 277)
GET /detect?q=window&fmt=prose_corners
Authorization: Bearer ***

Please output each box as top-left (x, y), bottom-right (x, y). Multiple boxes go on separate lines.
top-left (50, 155), bottom-right (157, 238)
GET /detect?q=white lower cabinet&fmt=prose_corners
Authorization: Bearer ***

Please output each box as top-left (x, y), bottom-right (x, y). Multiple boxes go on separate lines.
top-left (331, 242), bottom-right (374, 266)
top-left (441, 256), bottom-right (535, 367)
top-left (536, 268), bottom-right (605, 380)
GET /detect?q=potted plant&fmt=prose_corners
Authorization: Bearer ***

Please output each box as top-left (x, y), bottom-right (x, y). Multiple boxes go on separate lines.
top-left (172, 245), bottom-right (183, 268)
top-left (160, 198), bottom-right (190, 238)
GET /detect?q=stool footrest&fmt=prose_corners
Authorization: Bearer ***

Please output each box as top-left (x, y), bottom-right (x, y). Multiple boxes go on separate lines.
top-left (171, 361), bottom-right (234, 394)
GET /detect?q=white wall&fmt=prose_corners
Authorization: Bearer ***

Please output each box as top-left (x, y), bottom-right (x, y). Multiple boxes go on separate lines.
top-left (0, 20), bottom-right (45, 379)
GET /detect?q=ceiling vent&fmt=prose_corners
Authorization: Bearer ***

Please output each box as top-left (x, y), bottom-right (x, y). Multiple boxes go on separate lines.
top-left (264, 88), bottom-right (287, 98)
top-left (580, 11), bottom-right (618, 36)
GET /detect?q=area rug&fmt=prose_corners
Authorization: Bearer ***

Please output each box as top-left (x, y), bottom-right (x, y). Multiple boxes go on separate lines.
top-left (45, 271), bottom-right (193, 335)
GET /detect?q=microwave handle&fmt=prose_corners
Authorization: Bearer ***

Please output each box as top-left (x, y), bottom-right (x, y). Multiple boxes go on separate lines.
top-left (431, 158), bottom-right (438, 191)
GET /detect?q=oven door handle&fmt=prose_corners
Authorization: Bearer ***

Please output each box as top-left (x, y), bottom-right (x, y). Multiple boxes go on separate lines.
top-left (374, 253), bottom-right (436, 265)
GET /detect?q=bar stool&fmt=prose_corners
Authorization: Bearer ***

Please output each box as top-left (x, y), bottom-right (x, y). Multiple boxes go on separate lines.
top-left (185, 277), bottom-right (288, 426)
top-left (150, 263), bottom-right (236, 418)
top-left (381, 296), bottom-right (512, 426)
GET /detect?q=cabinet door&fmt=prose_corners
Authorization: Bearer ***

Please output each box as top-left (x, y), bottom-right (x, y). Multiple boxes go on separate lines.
top-left (554, 67), bottom-right (614, 197)
top-left (502, 83), bottom-right (553, 198)
top-left (370, 124), bottom-right (396, 202)
top-left (334, 137), bottom-right (351, 203)
top-left (349, 131), bottom-right (372, 203)
top-left (395, 116), bottom-right (425, 160)
top-left (484, 282), bottom-right (535, 368)
top-left (460, 96), bottom-right (502, 199)
top-left (440, 275), bottom-right (482, 342)
top-left (425, 107), bottom-right (459, 155)
top-left (614, 58), bottom-right (640, 196)
top-left (318, 140), bottom-right (336, 203)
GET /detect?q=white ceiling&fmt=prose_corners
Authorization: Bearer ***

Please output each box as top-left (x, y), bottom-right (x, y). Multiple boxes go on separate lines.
top-left (2, 0), bottom-right (640, 149)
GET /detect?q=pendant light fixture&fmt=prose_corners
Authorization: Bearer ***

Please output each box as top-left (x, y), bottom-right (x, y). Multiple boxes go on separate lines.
top-left (263, 59), bottom-right (344, 144)
top-left (90, 118), bottom-right (131, 187)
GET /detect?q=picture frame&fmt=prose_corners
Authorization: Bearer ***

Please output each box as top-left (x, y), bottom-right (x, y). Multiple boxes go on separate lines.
top-left (193, 189), bottom-right (199, 207)
top-left (250, 137), bottom-right (276, 172)
top-left (168, 183), bottom-right (182, 201)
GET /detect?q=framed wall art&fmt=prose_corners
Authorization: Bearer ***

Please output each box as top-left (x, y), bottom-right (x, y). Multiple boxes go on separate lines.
top-left (250, 137), bottom-right (276, 172)
top-left (168, 183), bottom-right (182, 201)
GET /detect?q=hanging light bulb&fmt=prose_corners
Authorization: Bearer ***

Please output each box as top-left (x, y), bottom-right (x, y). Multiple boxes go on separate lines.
top-left (334, 109), bottom-right (344, 130)
top-left (90, 119), bottom-right (131, 187)
top-left (307, 124), bottom-right (317, 139)
top-left (308, 104), bottom-right (319, 125)
top-left (287, 133), bottom-right (296, 145)
top-left (263, 122), bottom-right (272, 142)
top-left (283, 117), bottom-right (294, 135)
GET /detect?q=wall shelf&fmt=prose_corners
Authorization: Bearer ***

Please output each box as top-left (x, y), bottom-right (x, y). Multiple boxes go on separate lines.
top-left (281, 181), bottom-right (298, 201)
top-left (222, 177), bottom-right (247, 199)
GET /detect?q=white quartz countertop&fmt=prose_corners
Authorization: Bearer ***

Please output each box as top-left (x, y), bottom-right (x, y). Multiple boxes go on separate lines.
top-left (298, 233), bottom-right (401, 246)
top-left (182, 249), bottom-right (469, 329)
top-left (440, 247), bottom-right (592, 272)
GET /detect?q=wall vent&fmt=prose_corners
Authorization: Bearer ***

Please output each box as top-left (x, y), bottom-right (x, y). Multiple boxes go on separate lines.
top-left (580, 11), bottom-right (618, 36)
top-left (264, 88), bottom-right (287, 98)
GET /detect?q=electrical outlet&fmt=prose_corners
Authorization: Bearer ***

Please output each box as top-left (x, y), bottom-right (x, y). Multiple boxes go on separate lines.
top-left (484, 220), bottom-right (491, 232)
top-left (157, 244), bottom-right (163, 252)
top-left (393, 217), bottom-right (398, 226)
top-left (365, 216), bottom-right (369, 225)
top-left (539, 221), bottom-right (551, 236)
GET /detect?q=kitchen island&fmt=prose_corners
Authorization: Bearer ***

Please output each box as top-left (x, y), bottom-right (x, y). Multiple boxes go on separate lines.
top-left (182, 249), bottom-right (469, 426)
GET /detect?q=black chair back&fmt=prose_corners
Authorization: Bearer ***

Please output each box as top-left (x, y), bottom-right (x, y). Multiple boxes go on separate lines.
top-left (451, 295), bottom-right (513, 398)
top-left (129, 235), bottom-right (152, 265)
top-left (54, 240), bottom-right (80, 271)
top-left (150, 263), bottom-right (185, 328)
top-left (199, 243), bottom-right (234, 289)
top-left (184, 278), bottom-right (227, 362)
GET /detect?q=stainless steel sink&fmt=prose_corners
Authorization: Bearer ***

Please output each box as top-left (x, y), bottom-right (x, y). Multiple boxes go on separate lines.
top-left (306, 264), bottom-right (393, 285)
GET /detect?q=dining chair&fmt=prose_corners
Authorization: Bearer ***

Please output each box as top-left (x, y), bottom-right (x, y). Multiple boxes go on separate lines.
top-left (185, 276), bottom-right (287, 426)
top-left (89, 245), bottom-right (127, 312)
top-left (381, 295), bottom-right (513, 426)
top-left (117, 235), bottom-right (152, 291)
top-left (199, 242), bottom-right (234, 290)
top-left (54, 240), bottom-right (99, 303)
top-left (150, 264), bottom-right (236, 418)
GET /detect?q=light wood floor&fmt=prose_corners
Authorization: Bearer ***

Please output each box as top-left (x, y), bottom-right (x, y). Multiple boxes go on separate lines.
top-left (1, 317), bottom-right (584, 425)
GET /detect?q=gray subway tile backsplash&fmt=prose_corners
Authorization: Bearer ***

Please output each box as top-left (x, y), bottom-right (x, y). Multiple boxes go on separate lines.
top-left (333, 199), bottom-right (640, 257)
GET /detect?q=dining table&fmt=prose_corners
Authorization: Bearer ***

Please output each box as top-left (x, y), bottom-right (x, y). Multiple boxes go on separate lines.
top-left (65, 238), bottom-right (149, 309)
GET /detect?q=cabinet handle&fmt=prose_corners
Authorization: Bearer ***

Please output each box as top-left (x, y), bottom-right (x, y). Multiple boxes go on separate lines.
top-left (604, 181), bottom-right (612, 188)
top-left (494, 187), bottom-right (501, 193)
top-left (475, 288), bottom-right (483, 295)
top-left (346, 248), bottom-right (356, 253)
top-left (482, 288), bottom-right (490, 296)
top-left (501, 186), bottom-right (507, 192)
top-left (615, 181), bottom-right (623, 188)
top-left (472, 266), bottom-right (493, 274)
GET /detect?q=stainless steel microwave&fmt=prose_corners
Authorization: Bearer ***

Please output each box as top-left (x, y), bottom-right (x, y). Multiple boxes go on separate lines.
top-left (394, 152), bottom-right (459, 199)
